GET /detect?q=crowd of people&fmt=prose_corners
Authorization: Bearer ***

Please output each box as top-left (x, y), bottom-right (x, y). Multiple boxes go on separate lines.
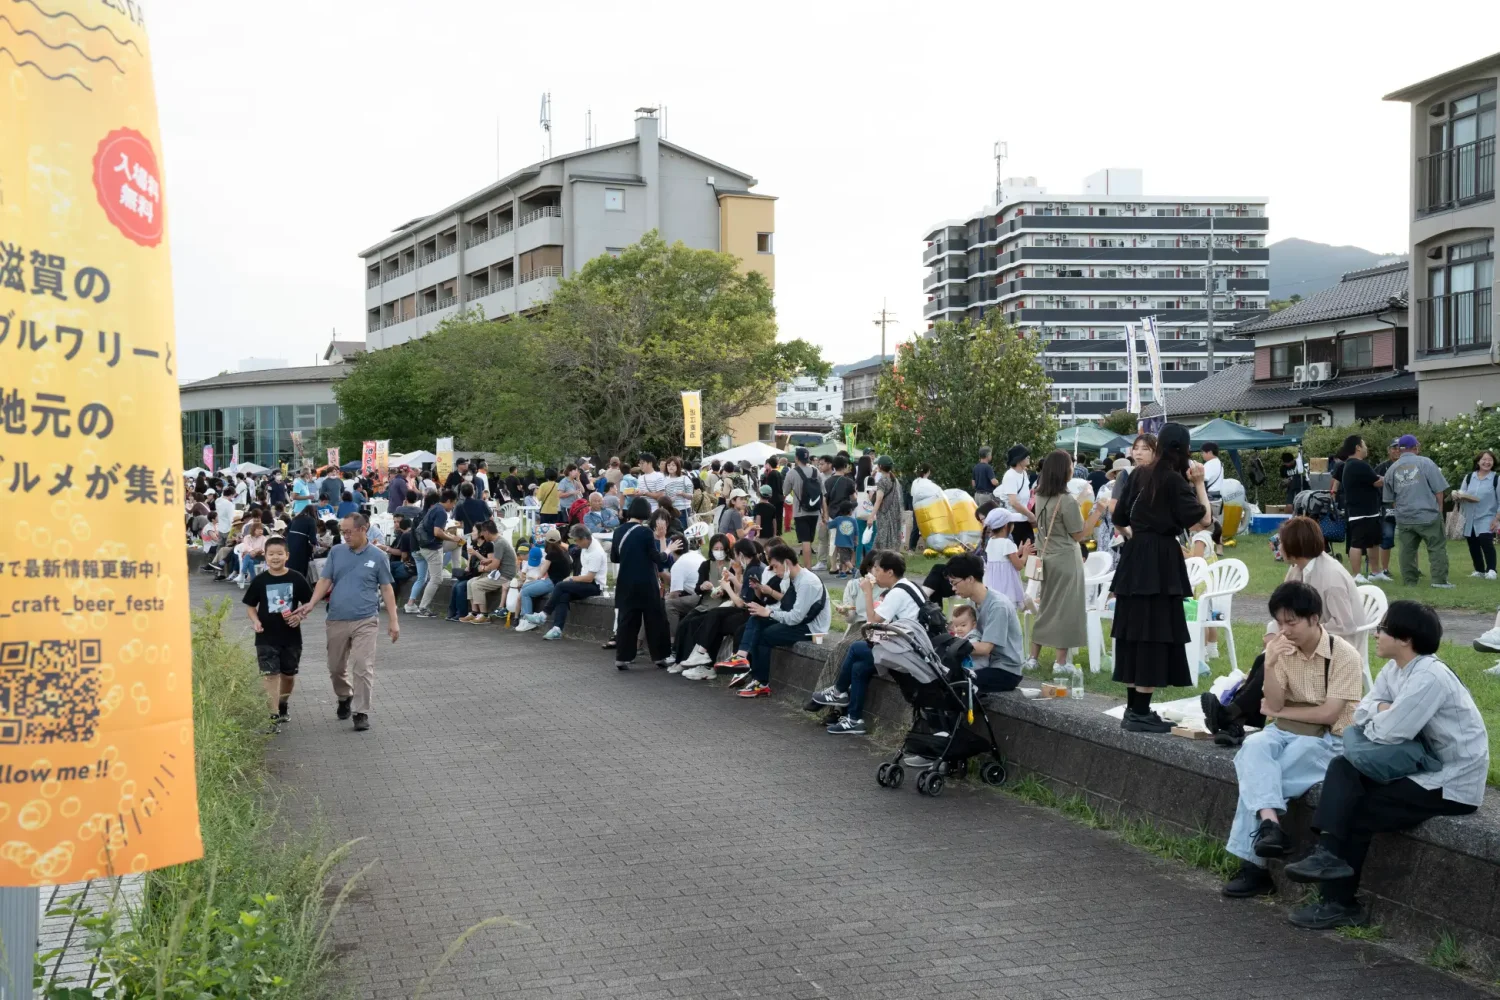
top-left (188, 426), bottom-right (1493, 932)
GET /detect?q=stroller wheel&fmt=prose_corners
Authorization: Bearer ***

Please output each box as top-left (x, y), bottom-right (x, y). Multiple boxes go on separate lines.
top-left (876, 763), bottom-right (891, 788)
top-left (915, 770), bottom-right (928, 795)
top-left (980, 761), bottom-right (1007, 787)
top-left (925, 773), bottom-right (945, 797)
top-left (887, 764), bottom-right (904, 789)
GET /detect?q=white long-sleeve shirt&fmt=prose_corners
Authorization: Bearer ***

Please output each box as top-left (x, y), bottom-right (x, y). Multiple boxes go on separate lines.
top-left (1354, 654), bottom-right (1488, 806)
top-left (768, 568), bottom-right (831, 632)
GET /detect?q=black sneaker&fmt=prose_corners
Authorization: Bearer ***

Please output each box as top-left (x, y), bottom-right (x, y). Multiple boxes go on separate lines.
top-left (1121, 709), bottom-right (1172, 733)
top-left (277, 699), bottom-right (289, 721)
top-left (1284, 845), bottom-right (1355, 883)
top-left (352, 713), bottom-right (370, 732)
top-left (1288, 899), bottom-right (1367, 930)
top-left (336, 697), bottom-right (352, 721)
top-left (1213, 722), bottom-right (1245, 747)
top-left (615, 661), bottom-right (631, 671)
top-left (414, 608), bottom-right (438, 619)
top-left (1252, 818), bottom-right (1291, 859)
top-left (265, 714), bottom-right (283, 735)
top-left (1221, 860), bottom-right (1275, 898)
top-left (444, 614), bottom-right (463, 623)
top-left (1200, 692), bottom-right (1227, 734)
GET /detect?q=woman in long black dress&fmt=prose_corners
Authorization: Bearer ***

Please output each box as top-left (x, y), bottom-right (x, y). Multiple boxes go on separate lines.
top-left (612, 497), bottom-right (682, 670)
top-left (1108, 423), bottom-right (1211, 732)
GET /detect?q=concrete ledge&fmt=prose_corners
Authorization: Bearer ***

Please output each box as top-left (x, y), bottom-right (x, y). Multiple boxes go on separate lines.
top-left (767, 640), bottom-right (1500, 946)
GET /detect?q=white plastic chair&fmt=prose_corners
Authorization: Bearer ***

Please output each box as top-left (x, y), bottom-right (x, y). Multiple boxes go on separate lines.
top-left (1185, 558), bottom-right (1249, 686)
top-left (1184, 556), bottom-right (1209, 591)
top-left (1353, 584), bottom-right (1388, 692)
top-left (684, 520), bottom-right (711, 546)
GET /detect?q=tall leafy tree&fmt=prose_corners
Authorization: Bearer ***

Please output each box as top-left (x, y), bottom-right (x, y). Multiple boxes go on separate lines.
top-left (875, 317), bottom-right (1057, 489)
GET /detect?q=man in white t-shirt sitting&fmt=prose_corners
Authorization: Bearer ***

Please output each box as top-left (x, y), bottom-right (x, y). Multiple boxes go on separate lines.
top-left (1201, 442), bottom-right (1224, 500)
top-left (813, 550), bottom-right (924, 735)
top-left (664, 536), bottom-right (707, 638)
top-left (540, 523), bottom-right (610, 639)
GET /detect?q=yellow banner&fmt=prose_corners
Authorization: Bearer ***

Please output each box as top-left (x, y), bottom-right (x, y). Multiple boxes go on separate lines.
top-left (435, 437), bottom-right (453, 485)
top-left (375, 439), bottom-right (389, 481)
top-left (0, 1), bottom-right (201, 884)
top-left (681, 391), bottom-right (702, 449)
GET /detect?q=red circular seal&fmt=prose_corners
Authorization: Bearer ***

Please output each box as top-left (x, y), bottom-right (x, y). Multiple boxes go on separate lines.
top-left (92, 128), bottom-right (164, 247)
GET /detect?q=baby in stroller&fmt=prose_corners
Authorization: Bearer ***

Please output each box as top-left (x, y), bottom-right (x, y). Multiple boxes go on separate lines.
top-left (869, 617), bottom-right (1009, 798)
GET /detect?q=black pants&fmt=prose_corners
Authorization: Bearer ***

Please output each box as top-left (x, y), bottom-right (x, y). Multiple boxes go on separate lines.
top-left (675, 605), bottom-right (749, 663)
top-left (1226, 654), bottom-right (1267, 729)
top-left (1467, 532), bottom-right (1497, 573)
top-left (616, 600), bottom-right (671, 664)
top-left (1312, 756), bottom-right (1476, 903)
top-left (1011, 521), bottom-right (1035, 548)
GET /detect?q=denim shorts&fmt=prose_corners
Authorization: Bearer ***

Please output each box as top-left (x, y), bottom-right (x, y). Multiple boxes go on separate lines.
top-left (256, 645), bottom-right (302, 676)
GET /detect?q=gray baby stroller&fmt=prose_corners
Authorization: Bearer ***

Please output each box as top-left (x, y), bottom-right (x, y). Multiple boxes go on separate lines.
top-left (866, 619), bottom-right (1008, 797)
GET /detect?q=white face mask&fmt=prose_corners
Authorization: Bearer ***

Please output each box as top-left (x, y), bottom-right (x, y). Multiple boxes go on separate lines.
top-left (712, 549), bottom-right (726, 560)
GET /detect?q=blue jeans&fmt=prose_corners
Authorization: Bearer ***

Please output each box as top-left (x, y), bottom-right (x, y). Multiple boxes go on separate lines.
top-left (834, 641), bottom-right (877, 720)
top-left (744, 618), bottom-right (810, 683)
top-left (411, 554), bottom-right (428, 604)
top-left (239, 554), bottom-right (259, 579)
top-left (521, 578), bottom-right (554, 615)
top-left (546, 580), bottom-right (600, 628)
top-left (448, 579), bottom-right (470, 619)
top-left (1227, 725), bottom-right (1341, 866)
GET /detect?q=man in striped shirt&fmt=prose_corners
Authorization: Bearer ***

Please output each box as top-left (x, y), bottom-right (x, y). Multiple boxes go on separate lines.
top-left (637, 453), bottom-right (668, 513)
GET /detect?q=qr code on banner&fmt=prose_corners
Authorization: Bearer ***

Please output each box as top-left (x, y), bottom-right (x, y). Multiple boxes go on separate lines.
top-left (0, 640), bottom-right (103, 744)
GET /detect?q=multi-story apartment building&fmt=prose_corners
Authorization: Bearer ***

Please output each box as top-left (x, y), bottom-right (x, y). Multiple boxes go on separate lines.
top-left (841, 360), bottom-right (887, 416)
top-left (358, 109), bottom-right (778, 445)
top-left (1385, 55), bottom-right (1498, 421)
top-left (922, 170), bottom-right (1269, 422)
top-left (776, 375), bottom-right (843, 425)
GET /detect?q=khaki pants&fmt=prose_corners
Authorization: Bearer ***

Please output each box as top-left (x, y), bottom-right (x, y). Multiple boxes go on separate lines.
top-left (468, 575), bottom-right (509, 611)
top-left (326, 616), bottom-right (378, 715)
top-left (418, 547), bottom-right (444, 609)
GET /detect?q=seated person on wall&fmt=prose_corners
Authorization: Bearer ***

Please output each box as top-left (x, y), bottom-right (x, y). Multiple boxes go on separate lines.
top-left (1219, 582), bottom-right (1363, 902)
top-left (812, 549), bottom-right (924, 735)
top-left (583, 492), bottom-right (620, 536)
top-left (460, 520), bottom-right (517, 623)
top-left (943, 553), bottom-right (1026, 692)
top-left (1279, 600), bottom-right (1488, 930)
top-left (537, 524), bottom-right (610, 640)
top-left (726, 542), bottom-right (831, 700)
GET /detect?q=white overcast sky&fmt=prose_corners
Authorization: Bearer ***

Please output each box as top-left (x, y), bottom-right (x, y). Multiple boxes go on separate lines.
top-left (151, 1), bottom-right (1500, 382)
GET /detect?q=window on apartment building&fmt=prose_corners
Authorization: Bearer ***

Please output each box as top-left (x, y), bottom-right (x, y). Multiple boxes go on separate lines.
top-left (1097, 300), bottom-right (1119, 309)
top-left (1154, 208), bottom-right (1175, 217)
top-left (1155, 239), bottom-right (1177, 248)
top-left (1270, 343), bottom-right (1303, 378)
top-left (1428, 237), bottom-right (1495, 345)
top-left (605, 247), bottom-right (625, 258)
top-left (757, 233), bottom-right (773, 253)
top-left (1340, 334), bottom-right (1374, 370)
top-left (604, 188), bottom-right (625, 211)
top-left (1429, 88), bottom-right (1497, 156)
top-left (757, 423), bottom-right (775, 441)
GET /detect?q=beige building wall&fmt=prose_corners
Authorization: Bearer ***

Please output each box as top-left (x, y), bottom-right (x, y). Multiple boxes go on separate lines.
top-left (720, 193), bottom-right (779, 445)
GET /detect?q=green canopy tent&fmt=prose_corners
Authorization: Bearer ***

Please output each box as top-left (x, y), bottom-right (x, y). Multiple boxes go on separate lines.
top-left (1054, 423), bottom-right (1121, 455)
top-left (1187, 417), bottom-right (1303, 480)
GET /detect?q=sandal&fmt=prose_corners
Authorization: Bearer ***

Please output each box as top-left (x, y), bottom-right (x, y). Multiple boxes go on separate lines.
top-left (602, 640), bottom-right (617, 649)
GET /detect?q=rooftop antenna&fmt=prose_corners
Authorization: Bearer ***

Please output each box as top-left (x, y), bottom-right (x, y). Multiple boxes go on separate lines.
top-left (584, 107), bottom-right (593, 148)
top-left (993, 140), bottom-right (1008, 203)
top-left (539, 91), bottom-right (552, 158)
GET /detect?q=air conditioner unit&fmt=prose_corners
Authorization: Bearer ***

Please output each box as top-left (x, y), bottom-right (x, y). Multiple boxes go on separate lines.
top-left (1292, 365), bottom-right (1307, 384)
top-left (1305, 362), bottom-right (1332, 382)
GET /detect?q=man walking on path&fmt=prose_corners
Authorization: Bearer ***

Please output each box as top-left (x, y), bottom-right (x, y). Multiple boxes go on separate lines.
top-left (1383, 435), bottom-right (1451, 588)
top-left (788, 447), bottom-right (826, 571)
top-left (415, 489), bottom-right (462, 617)
top-left (294, 513), bottom-right (399, 732)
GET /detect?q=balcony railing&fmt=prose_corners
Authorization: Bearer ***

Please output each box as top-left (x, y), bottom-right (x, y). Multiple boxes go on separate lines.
top-left (417, 296), bottom-right (458, 316)
top-left (465, 219), bottom-right (515, 248)
top-left (923, 267), bottom-right (969, 290)
top-left (382, 261), bottom-right (414, 281)
top-left (1416, 287), bottom-right (1493, 357)
top-left (379, 313), bottom-right (412, 329)
top-left (366, 273), bottom-right (381, 288)
top-left (1418, 136), bottom-right (1495, 214)
top-left (416, 244), bottom-right (457, 265)
top-left (519, 206), bottom-right (562, 227)
top-left (465, 285), bottom-right (490, 302)
top-left (519, 265), bottom-right (562, 284)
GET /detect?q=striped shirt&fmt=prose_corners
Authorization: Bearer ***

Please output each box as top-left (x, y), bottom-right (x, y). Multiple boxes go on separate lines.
top-left (638, 471), bottom-right (667, 512)
top-left (663, 474), bottom-right (695, 513)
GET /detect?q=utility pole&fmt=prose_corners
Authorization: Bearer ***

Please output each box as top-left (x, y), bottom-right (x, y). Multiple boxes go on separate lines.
top-left (873, 300), bottom-right (898, 360)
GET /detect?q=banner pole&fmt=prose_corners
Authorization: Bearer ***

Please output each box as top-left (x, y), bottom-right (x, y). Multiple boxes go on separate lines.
top-left (0, 886), bottom-right (37, 1000)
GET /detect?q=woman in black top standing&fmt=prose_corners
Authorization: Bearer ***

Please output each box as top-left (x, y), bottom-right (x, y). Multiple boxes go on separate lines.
top-left (1108, 423), bottom-right (1211, 732)
top-left (612, 497), bottom-right (682, 670)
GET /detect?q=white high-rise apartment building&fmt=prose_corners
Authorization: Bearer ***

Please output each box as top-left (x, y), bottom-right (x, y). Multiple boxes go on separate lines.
top-left (922, 169), bottom-right (1269, 423)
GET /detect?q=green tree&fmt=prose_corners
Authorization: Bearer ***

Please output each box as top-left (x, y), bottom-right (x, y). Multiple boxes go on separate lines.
top-left (531, 231), bottom-right (825, 457)
top-left (839, 408), bottom-right (881, 451)
top-left (1101, 408), bottom-right (1138, 435)
top-left (874, 317), bottom-right (1057, 489)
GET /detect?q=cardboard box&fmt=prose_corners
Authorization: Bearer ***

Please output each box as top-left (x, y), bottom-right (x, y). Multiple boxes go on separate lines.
top-left (1308, 457), bottom-right (1329, 474)
top-left (1041, 683), bottom-right (1070, 698)
top-left (1172, 726), bottom-right (1215, 740)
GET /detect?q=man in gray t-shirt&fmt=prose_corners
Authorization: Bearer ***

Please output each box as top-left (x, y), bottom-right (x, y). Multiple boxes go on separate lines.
top-left (1381, 435), bottom-right (1450, 588)
top-left (945, 553), bottom-right (1025, 688)
top-left (293, 513), bottom-right (399, 730)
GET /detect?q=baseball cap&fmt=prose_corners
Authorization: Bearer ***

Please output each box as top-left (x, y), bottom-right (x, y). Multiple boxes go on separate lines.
top-left (1397, 434), bottom-right (1419, 449)
top-left (1110, 458), bottom-right (1132, 473)
top-left (729, 488), bottom-right (750, 500)
top-left (543, 528), bottom-right (562, 543)
top-left (758, 484), bottom-right (773, 497)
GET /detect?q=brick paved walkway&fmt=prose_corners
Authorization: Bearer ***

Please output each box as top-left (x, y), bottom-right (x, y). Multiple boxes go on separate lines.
top-left (218, 584), bottom-right (1487, 1000)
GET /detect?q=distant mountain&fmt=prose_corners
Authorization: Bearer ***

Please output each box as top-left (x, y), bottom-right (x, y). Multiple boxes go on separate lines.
top-left (832, 354), bottom-right (893, 376)
top-left (1269, 238), bottom-right (1405, 301)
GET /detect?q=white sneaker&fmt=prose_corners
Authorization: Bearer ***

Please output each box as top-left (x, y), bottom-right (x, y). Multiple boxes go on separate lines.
top-left (1485, 662), bottom-right (1500, 678)
top-left (667, 661), bottom-right (685, 674)
top-left (1022, 657), bottom-right (1040, 673)
top-left (1433, 583), bottom-right (1456, 589)
top-left (514, 619), bottom-right (538, 633)
top-left (811, 562), bottom-right (827, 572)
top-left (403, 603), bottom-right (417, 614)
top-left (680, 648), bottom-right (712, 667)
top-left (1473, 571), bottom-right (1486, 578)
top-left (524, 612), bottom-right (547, 625)
top-left (1474, 626), bottom-right (1500, 653)
top-left (1373, 572), bottom-right (1394, 582)
top-left (1488, 571), bottom-right (1498, 581)
top-left (1354, 574), bottom-right (1369, 584)
top-left (682, 665), bottom-right (715, 680)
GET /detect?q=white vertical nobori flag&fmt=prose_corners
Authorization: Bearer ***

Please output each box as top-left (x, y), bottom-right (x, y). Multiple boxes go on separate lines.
top-left (1124, 323), bottom-right (1142, 414)
top-left (1142, 316), bottom-right (1166, 419)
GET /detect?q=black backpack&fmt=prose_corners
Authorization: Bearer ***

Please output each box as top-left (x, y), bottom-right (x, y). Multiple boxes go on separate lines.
top-left (895, 580), bottom-right (948, 640)
top-left (795, 465), bottom-right (823, 511)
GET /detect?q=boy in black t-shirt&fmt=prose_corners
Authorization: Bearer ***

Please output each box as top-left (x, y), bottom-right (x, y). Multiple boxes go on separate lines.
top-left (242, 536), bottom-right (313, 732)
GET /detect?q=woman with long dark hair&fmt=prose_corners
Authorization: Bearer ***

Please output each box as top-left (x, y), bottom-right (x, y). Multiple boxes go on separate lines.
top-left (612, 497), bottom-right (682, 669)
top-left (1108, 423), bottom-right (1211, 732)
top-left (1027, 450), bottom-right (1103, 672)
top-left (676, 537), bottom-right (767, 678)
